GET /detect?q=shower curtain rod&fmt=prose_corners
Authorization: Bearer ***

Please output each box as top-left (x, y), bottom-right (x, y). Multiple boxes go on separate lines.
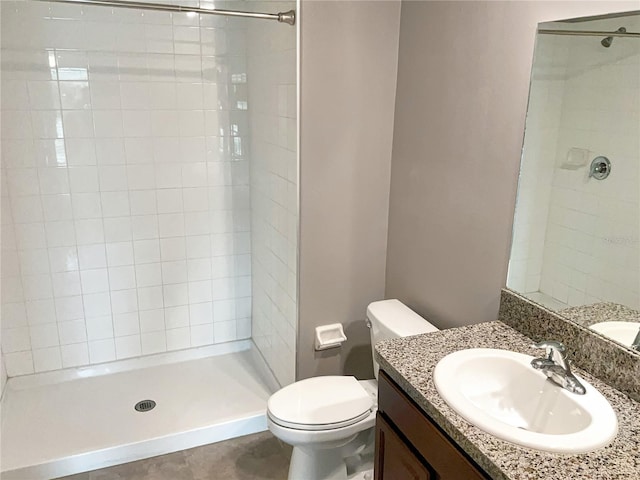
top-left (538, 29), bottom-right (640, 38)
top-left (38, 0), bottom-right (296, 25)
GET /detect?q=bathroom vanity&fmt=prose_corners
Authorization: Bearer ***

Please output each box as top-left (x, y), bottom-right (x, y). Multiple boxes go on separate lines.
top-left (374, 321), bottom-right (640, 480)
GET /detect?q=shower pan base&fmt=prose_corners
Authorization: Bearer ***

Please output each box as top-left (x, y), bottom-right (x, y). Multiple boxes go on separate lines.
top-left (0, 341), bottom-right (279, 480)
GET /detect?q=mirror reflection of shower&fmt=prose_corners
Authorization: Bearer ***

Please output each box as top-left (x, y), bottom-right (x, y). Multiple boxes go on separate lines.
top-left (508, 11), bottom-right (640, 314)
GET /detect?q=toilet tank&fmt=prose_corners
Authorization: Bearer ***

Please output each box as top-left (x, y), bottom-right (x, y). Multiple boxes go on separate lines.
top-left (367, 299), bottom-right (438, 379)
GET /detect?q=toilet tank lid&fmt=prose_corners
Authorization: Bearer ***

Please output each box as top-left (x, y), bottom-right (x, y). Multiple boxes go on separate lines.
top-left (367, 299), bottom-right (438, 336)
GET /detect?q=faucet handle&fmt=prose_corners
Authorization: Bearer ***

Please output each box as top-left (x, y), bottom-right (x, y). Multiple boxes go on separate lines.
top-left (532, 340), bottom-right (568, 369)
top-left (532, 340), bottom-right (565, 355)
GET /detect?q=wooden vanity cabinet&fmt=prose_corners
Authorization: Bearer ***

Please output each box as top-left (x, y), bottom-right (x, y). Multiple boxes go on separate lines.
top-left (375, 371), bottom-right (490, 480)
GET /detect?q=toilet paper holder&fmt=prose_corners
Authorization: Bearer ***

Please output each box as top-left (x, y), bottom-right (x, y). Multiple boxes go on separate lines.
top-left (315, 323), bottom-right (347, 351)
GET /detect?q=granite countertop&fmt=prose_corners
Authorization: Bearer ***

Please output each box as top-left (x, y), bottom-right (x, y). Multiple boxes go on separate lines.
top-left (561, 303), bottom-right (640, 327)
top-left (375, 321), bottom-right (640, 480)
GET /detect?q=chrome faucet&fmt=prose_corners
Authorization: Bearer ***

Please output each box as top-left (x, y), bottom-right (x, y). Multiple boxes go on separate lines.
top-left (531, 340), bottom-right (586, 395)
top-left (632, 327), bottom-right (640, 351)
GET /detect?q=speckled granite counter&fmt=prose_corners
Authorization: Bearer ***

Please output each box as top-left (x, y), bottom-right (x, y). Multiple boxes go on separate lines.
top-left (561, 303), bottom-right (640, 327)
top-left (499, 289), bottom-right (640, 401)
top-left (375, 321), bottom-right (640, 480)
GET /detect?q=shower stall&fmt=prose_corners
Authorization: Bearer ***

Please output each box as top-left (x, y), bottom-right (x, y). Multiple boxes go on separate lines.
top-left (0, 0), bottom-right (298, 477)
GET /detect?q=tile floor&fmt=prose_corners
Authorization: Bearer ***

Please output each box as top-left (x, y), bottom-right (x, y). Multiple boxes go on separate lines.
top-left (58, 432), bottom-right (292, 480)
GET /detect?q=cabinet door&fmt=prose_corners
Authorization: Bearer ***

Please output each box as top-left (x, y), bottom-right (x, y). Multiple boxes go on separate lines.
top-left (377, 371), bottom-right (489, 480)
top-left (375, 413), bottom-right (432, 480)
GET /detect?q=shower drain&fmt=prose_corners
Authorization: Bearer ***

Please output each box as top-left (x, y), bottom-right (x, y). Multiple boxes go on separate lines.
top-left (134, 399), bottom-right (156, 412)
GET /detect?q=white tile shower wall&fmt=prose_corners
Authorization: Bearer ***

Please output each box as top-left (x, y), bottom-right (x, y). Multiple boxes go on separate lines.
top-left (0, 0), bottom-right (254, 376)
top-left (539, 18), bottom-right (639, 309)
top-left (507, 33), bottom-right (567, 294)
top-left (246, 1), bottom-right (297, 386)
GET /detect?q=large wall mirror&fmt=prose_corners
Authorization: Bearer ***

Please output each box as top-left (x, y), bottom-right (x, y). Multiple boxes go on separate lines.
top-left (508, 11), bottom-right (639, 350)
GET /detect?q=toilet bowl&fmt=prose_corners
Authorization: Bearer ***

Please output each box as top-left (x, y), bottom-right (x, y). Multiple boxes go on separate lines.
top-left (267, 299), bottom-right (438, 480)
top-left (268, 377), bottom-right (377, 480)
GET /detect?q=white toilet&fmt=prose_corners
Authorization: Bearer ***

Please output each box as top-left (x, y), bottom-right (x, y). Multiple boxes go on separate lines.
top-left (267, 299), bottom-right (439, 480)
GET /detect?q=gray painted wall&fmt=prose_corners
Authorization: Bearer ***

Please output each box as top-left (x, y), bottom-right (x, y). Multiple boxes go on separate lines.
top-left (297, 1), bottom-right (401, 380)
top-left (385, 1), bottom-right (638, 330)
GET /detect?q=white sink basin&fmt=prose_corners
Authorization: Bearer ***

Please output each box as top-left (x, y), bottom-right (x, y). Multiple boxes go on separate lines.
top-left (433, 348), bottom-right (617, 453)
top-left (590, 321), bottom-right (640, 348)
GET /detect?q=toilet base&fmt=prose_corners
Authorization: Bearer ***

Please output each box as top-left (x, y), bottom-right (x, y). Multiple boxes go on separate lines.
top-left (348, 469), bottom-right (374, 480)
top-left (286, 430), bottom-right (375, 480)
top-left (287, 447), bottom-right (374, 480)
top-left (289, 446), bottom-right (346, 480)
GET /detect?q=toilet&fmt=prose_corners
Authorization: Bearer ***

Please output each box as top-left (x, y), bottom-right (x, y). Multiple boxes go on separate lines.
top-left (267, 299), bottom-right (439, 480)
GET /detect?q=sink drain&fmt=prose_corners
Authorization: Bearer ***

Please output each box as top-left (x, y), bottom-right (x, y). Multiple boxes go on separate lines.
top-left (134, 399), bottom-right (156, 412)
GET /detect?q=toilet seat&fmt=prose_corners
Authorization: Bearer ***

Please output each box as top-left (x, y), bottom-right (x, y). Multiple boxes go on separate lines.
top-left (269, 409), bottom-right (372, 431)
top-left (267, 376), bottom-right (374, 431)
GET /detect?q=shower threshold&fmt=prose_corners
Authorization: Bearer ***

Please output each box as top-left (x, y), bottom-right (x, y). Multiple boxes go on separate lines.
top-left (0, 341), bottom-right (279, 480)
